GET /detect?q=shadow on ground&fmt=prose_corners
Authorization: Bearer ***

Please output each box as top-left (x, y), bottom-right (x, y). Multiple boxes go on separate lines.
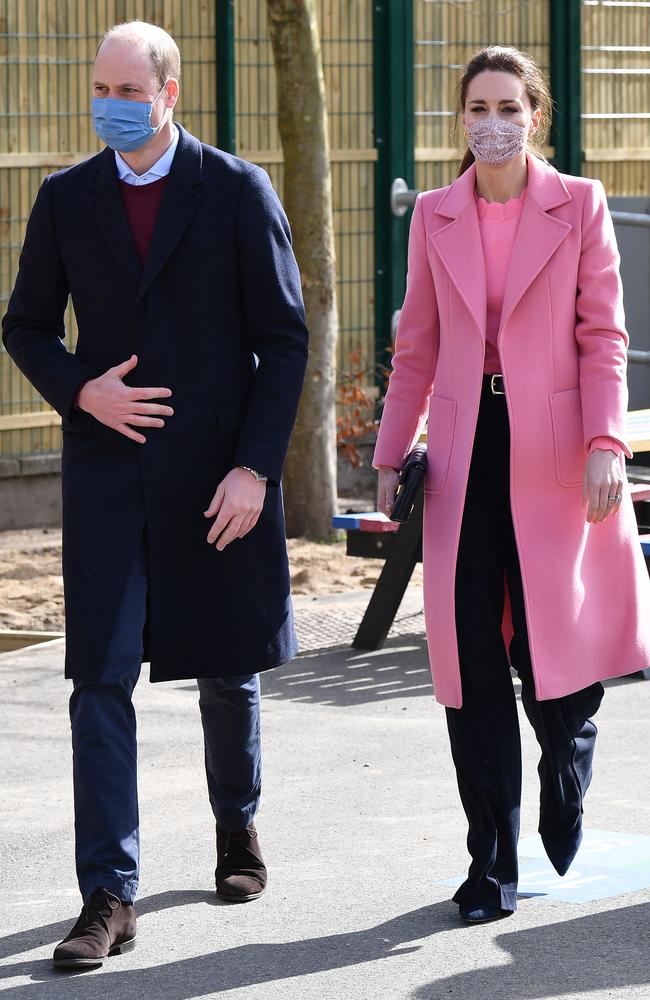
top-left (2, 894), bottom-right (649, 998)
top-left (179, 633), bottom-right (434, 708)
top-left (255, 636), bottom-right (643, 709)
top-left (2, 895), bottom-right (449, 995)
top-left (413, 900), bottom-right (650, 998)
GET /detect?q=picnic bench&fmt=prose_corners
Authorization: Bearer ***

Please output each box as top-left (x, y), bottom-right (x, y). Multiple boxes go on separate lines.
top-left (334, 408), bottom-right (650, 680)
top-left (333, 494), bottom-right (421, 650)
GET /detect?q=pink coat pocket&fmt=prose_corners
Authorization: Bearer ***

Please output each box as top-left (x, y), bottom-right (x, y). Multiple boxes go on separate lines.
top-left (424, 395), bottom-right (457, 494)
top-left (549, 387), bottom-right (586, 487)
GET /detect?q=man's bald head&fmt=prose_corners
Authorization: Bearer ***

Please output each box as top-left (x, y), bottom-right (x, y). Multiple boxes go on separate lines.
top-left (98, 20), bottom-right (181, 90)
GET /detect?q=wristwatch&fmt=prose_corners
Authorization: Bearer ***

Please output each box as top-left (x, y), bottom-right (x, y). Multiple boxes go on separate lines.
top-left (238, 465), bottom-right (268, 483)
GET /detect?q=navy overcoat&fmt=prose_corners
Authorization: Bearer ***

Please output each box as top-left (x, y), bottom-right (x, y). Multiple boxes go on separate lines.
top-left (2, 125), bottom-right (309, 682)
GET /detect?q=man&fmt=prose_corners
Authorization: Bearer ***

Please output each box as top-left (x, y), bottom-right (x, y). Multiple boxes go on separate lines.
top-left (2, 20), bottom-right (308, 969)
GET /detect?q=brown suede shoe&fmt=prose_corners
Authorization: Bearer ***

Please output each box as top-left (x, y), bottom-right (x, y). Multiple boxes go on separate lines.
top-left (53, 887), bottom-right (136, 969)
top-left (215, 821), bottom-right (267, 902)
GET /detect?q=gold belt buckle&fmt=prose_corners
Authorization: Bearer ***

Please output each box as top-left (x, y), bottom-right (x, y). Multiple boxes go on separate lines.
top-left (490, 374), bottom-right (505, 395)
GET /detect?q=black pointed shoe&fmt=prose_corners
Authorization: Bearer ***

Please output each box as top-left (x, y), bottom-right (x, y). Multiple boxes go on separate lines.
top-left (215, 822), bottom-right (267, 902)
top-left (53, 887), bottom-right (136, 969)
top-left (459, 905), bottom-right (514, 925)
top-left (541, 821), bottom-right (583, 877)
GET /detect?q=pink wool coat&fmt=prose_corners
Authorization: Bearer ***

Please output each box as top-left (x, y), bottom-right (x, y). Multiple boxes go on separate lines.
top-left (373, 150), bottom-right (650, 708)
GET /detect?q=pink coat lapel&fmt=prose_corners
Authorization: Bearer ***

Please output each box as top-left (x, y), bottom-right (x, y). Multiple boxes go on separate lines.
top-left (428, 152), bottom-right (574, 343)
top-left (429, 164), bottom-right (487, 341)
top-left (499, 153), bottom-right (573, 339)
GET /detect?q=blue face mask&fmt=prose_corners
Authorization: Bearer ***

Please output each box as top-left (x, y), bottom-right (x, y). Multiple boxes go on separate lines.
top-left (91, 83), bottom-right (168, 153)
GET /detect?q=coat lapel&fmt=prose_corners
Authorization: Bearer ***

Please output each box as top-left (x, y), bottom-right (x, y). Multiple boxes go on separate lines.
top-left (498, 153), bottom-right (572, 340)
top-left (88, 147), bottom-right (142, 287)
top-left (137, 125), bottom-right (202, 301)
top-left (429, 163), bottom-right (486, 340)
top-left (428, 152), bottom-right (573, 343)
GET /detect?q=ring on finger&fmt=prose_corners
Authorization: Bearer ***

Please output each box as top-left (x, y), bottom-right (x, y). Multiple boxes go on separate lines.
top-left (607, 494), bottom-right (623, 504)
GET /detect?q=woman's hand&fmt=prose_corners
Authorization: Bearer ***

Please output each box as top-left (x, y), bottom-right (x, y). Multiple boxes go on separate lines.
top-left (377, 466), bottom-right (401, 517)
top-left (581, 449), bottom-right (624, 524)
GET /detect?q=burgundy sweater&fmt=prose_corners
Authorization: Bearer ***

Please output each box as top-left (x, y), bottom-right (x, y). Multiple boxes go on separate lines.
top-left (73, 177), bottom-right (168, 411)
top-left (119, 176), bottom-right (168, 265)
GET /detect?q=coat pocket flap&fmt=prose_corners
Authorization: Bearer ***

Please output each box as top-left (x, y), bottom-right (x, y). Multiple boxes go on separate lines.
top-left (177, 236), bottom-right (225, 260)
top-left (549, 387), bottom-right (585, 487)
top-left (214, 397), bottom-right (248, 432)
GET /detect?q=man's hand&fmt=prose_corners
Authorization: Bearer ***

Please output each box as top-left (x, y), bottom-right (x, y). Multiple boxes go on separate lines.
top-left (581, 448), bottom-right (624, 523)
top-left (77, 354), bottom-right (174, 444)
top-left (204, 467), bottom-right (267, 551)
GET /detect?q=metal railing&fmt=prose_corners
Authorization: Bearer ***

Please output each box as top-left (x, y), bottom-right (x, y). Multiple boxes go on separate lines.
top-left (611, 211), bottom-right (650, 229)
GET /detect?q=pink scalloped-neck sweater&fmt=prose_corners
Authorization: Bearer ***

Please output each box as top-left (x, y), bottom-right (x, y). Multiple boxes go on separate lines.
top-left (475, 184), bottom-right (526, 376)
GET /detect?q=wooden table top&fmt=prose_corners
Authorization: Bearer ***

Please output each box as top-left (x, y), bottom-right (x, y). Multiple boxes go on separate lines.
top-left (627, 409), bottom-right (650, 453)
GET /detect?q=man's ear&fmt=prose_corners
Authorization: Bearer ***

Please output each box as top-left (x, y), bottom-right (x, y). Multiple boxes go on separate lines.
top-left (166, 78), bottom-right (180, 108)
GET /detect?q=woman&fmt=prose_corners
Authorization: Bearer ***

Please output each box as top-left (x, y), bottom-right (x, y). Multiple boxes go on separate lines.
top-left (373, 46), bottom-right (650, 925)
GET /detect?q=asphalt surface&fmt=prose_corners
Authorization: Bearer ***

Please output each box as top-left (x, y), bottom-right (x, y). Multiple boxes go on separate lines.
top-left (1, 591), bottom-right (649, 999)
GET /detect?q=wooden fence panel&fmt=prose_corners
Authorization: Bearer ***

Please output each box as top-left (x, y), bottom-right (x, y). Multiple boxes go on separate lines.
top-left (235, 0), bottom-right (375, 388)
top-left (582, 0), bottom-right (650, 191)
top-left (414, 0), bottom-right (552, 193)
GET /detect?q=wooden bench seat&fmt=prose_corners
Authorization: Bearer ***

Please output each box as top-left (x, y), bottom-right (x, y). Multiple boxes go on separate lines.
top-left (332, 512), bottom-right (399, 534)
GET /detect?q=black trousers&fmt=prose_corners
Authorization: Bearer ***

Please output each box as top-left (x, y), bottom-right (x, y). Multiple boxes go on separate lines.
top-left (446, 376), bottom-right (604, 913)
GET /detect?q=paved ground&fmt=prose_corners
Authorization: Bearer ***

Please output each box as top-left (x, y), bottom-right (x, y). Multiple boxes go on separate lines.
top-left (1, 589), bottom-right (649, 1000)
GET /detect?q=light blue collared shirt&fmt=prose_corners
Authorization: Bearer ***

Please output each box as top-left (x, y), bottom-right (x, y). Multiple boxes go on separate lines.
top-left (115, 125), bottom-right (179, 186)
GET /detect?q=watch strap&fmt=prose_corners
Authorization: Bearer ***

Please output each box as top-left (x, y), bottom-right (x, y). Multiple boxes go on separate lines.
top-left (238, 465), bottom-right (268, 482)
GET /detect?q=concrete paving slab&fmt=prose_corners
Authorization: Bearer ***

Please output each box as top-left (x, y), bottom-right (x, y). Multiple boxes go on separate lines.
top-left (1, 629), bottom-right (649, 1000)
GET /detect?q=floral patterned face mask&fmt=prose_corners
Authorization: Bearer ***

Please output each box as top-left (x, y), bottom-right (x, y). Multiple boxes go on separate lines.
top-left (465, 116), bottom-right (529, 165)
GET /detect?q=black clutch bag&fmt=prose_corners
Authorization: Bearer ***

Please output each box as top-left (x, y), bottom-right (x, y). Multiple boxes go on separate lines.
top-left (389, 444), bottom-right (427, 523)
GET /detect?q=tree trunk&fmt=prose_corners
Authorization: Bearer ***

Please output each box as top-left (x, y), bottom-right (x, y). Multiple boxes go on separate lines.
top-left (266, 0), bottom-right (339, 540)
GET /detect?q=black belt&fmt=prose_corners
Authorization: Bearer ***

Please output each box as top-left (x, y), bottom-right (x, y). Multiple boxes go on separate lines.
top-left (483, 373), bottom-right (505, 396)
